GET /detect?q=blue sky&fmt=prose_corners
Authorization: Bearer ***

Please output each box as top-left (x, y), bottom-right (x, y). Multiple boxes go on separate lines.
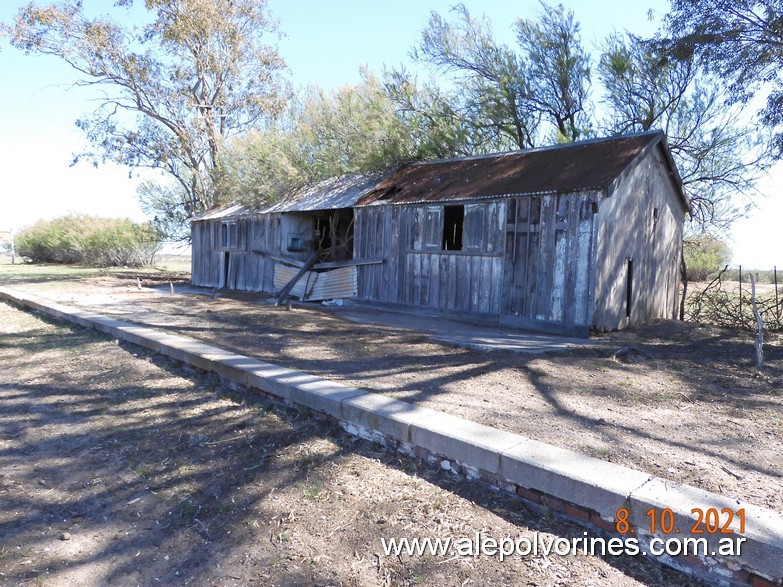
top-left (0, 0), bottom-right (780, 267)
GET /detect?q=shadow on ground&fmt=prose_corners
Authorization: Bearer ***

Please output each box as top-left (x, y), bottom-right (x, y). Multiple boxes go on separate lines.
top-left (0, 303), bottom-right (702, 586)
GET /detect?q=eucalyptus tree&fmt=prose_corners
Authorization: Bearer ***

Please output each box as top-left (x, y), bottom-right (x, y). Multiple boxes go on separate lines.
top-left (7, 0), bottom-right (290, 235)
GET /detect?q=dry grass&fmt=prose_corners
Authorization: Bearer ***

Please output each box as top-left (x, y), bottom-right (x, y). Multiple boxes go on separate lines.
top-left (0, 302), bottom-right (698, 586)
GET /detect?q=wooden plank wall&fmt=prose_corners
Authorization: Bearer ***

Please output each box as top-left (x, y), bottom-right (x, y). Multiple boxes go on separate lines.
top-left (500, 192), bottom-right (598, 327)
top-left (354, 203), bottom-right (505, 316)
top-left (191, 220), bottom-right (223, 288)
top-left (191, 213), bottom-right (289, 293)
top-left (592, 147), bottom-right (684, 330)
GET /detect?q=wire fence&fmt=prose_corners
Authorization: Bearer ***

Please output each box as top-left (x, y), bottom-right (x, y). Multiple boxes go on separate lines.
top-left (685, 266), bottom-right (782, 332)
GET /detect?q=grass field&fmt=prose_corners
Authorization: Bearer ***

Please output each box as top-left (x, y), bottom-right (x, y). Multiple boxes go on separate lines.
top-left (0, 252), bottom-right (191, 283)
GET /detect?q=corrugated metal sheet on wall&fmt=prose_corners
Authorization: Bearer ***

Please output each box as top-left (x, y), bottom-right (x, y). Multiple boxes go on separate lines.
top-left (273, 265), bottom-right (357, 301)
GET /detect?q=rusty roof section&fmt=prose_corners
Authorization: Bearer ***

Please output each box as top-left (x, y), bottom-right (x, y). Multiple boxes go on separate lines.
top-left (357, 130), bottom-right (687, 209)
top-left (193, 170), bottom-right (395, 221)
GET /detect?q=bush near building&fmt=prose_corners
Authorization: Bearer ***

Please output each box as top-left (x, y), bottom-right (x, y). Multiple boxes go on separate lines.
top-left (16, 215), bottom-right (161, 267)
top-left (684, 233), bottom-right (732, 281)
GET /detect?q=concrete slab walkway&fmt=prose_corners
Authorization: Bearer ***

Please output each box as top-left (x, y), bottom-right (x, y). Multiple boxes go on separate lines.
top-left (163, 285), bottom-right (602, 354)
top-left (333, 305), bottom-right (604, 354)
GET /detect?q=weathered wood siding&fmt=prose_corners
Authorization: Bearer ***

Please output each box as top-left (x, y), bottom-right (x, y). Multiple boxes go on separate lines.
top-left (500, 192), bottom-right (599, 328)
top-left (593, 145), bottom-right (685, 330)
top-left (191, 220), bottom-right (223, 288)
top-left (354, 202), bottom-right (505, 316)
top-left (191, 213), bottom-right (293, 292)
top-left (192, 144), bottom-right (684, 333)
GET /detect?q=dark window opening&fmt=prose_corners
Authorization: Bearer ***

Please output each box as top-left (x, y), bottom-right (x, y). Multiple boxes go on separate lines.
top-left (442, 205), bottom-right (464, 251)
top-left (287, 233), bottom-right (305, 252)
top-left (626, 257), bottom-right (634, 319)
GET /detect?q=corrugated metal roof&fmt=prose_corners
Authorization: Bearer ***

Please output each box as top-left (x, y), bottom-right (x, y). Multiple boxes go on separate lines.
top-left (356, 131), bottom-right (685, 207)
top-left (195, 204), bottom-right (254, 221)
top-left (262, 170), bottom-right (395, 213)
top-left (193, 170), bottom-right (396, 221)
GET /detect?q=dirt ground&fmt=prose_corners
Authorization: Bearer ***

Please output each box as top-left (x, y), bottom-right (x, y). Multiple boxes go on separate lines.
top-left (0, 301), bottom-right (702, 586)
top-left (5, 270), bottom-right (779, 515)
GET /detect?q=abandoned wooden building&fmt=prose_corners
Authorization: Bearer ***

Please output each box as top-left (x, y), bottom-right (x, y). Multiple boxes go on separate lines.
top-left (191, 130), bottom-right (690, 335)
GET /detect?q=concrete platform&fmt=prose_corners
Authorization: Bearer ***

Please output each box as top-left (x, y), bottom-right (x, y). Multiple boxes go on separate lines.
top-left (335, 305), bottom-right (604, 354)
top-left (157, 285), bottom-right (603, 354)
top-left (1, 286), bottom-right (780, 587)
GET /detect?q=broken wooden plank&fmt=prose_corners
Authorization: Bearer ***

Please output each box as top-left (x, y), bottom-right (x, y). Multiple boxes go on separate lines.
top-left (252, 249), bottom-right (306, 269)
top-left (312, 257), bottom-right (385, 270)
top-left (274, 253), bottom-right (319, 305)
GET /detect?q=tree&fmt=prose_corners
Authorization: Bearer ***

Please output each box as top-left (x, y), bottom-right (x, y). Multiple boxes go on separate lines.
top-left (515, 3), bottom-right (592, 141)
top-left (599, 33), bottom-right (694, 134)
top-left (663, 0), bottom-right (783, 153)
top-left (6, 0), bottom-right (289, 236)
top-left (402, 5), bottom-right (769, 231)
top-left (410, 2), bottom-right (591, 149)
top-left (412, 4), bottom-right (538, 150)
top-left (599, 33), bottom-right (773, 229)
top-left (381, 67), bottom-right (479, 158)
top-left (218, 72), bottom-right (423, 210)
top-left (287, 72), bottom-right (415, 181)
top-left (683, 232), bottom-right (733, 281)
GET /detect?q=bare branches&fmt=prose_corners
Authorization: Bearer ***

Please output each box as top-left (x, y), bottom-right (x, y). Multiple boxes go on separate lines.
top-left (6, 0), bottom-right (290, 235)
top-left (686, 269), bottom-right (783, 333)
top-left (663, 0), bottom-right (783, 154)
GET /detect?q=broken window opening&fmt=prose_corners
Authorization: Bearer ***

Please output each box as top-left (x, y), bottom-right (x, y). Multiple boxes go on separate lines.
top-left (442, 205), bottom-right (464, 251)
top-left (313, 209), bottom-right (354, 262)
top-left (287, 233), bottom-right (305, 252)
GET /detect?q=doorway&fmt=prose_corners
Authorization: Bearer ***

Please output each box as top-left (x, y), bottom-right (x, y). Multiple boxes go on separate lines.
top-left (626, 257), bottom-right (633, 320)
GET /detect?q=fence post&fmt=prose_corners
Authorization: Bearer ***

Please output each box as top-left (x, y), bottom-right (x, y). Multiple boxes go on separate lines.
top-left (749, 273), bottom-right (764, 369)
top-left (738, 265), bottom-right (742, 324)
top-left (775, 265), bottom-right (780, 320)
top-left (9, 228), bottom-right (14, 265)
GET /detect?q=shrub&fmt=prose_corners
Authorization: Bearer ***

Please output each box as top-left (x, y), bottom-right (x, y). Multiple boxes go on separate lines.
top-left (683, 233), bottom-right (732, 282)
top-left (16, 215), bottom-right (162, 267)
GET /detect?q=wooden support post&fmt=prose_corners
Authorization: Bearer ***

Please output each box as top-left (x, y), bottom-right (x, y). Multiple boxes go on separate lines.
top-left (774, 265), bottom-right (780, 320)
top-left (9, 229), bottom-right (15, 265)
top-left (679, 248), bottom-right (687, 321)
